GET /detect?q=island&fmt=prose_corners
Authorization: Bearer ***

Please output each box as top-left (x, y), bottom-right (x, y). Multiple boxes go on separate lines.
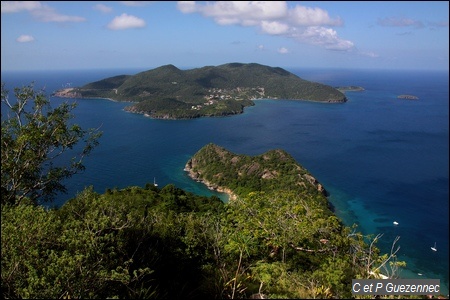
top-left (397, 94), bottom-right (419, 100)
top-left (184, 143), bottom-right (329, 202)
top-left (53, 63), bottom-right (347, 119)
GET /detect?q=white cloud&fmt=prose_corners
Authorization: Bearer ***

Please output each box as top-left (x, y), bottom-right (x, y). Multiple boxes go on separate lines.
top-left (1, 1), bottom-right (85, 22)
top-left (16, 34), bottom-right (35, 43)
top-left (94, 4), bottom-right (113, 14)
top-left (278, 47), bottom-right (289, 54)
top-left (260, 21), bottom-right (289, 35)
top-left (177, 1), bottom-right (197, 14)
top-left (257, 44), bottom-right (265, 50)
top-left (293, 26), bottom-right (354, 51)
top-left (107, 13), bottom-right (146, 30)
top-left (177, 1), bottom-right (353, 52)
top-left (178, 1), bottom-right (287, 26)
top-left (1, 1), bottom-right (42, 13)
top-left (31, 5), bottom-right (85, 22)
top-left (288, 5), bottom-right (342, 26)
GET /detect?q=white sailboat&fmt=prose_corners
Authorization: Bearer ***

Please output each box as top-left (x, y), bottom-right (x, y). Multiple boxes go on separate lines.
top-left (431, 242), bottom-right (437, 252)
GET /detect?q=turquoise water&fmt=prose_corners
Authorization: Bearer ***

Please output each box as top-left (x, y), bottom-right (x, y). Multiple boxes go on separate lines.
top-left (2, 68), bottom-right (448, 295)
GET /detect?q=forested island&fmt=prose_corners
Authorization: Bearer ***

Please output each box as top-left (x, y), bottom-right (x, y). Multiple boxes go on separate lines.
top-left (184, 143), bottom-right (328, 199)
top-left (53, 63), bottom-right (347, 119)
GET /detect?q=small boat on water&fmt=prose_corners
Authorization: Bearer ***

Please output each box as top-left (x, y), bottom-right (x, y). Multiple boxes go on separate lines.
top-left (153, 177), bottom-right (158, 187)
top-left (431, 242), bottom-right (437, 252)
top-left (393, 221), bottom-right (399, 225)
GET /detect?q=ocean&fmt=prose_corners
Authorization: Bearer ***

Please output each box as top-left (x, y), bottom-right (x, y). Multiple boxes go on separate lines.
top-left (2, 67), bottom-right (449, 295)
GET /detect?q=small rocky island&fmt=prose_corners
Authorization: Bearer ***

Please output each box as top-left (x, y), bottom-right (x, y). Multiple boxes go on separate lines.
top-left (53, 63), bottom-right (347, 119)
top-left (397, 94), bottom-right (419, 100)
top-left (184, 143), bottom-right (328, 201)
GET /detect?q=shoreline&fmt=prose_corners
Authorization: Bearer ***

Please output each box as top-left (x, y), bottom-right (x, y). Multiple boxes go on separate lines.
top-left (251, 97), bottom-right (347, 103)
top-left (51, 90), bottom-right (346, 120)
top-left (183, 164), bottom-right (237, 202)
top-left (52, 92), bottom-right (137, 104)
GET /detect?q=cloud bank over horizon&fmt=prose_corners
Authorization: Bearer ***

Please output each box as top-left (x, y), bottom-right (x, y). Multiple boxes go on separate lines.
top-left (177, 1), bottom-right (354, 51)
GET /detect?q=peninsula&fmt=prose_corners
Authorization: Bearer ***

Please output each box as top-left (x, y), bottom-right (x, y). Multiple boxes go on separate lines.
top-left (53, 63), bottom-right (346, 119)
top-left (336, 86), bottom-right (365, 92)
top-left (185, 143), bottom-right (328, 203)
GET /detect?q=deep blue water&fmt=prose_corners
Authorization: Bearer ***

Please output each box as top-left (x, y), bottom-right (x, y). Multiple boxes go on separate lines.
top-left (2, 67), bottom-right (449, 295)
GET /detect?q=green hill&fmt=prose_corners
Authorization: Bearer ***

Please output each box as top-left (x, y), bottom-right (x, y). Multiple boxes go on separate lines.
top-left (2, 143), bottom-right (407, 299)
top-left (56, 63), bottom-right (346, 119)
top-left (185, 143), bottom-right (329, 202)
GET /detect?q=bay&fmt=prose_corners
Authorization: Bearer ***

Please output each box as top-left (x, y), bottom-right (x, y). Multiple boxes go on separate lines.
top-left (2, 67), bottom-right (448, 295)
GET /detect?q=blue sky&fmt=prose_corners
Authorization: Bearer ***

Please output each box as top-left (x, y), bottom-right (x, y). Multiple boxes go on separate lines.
top-left (1, 1), bottom-right (449, 71)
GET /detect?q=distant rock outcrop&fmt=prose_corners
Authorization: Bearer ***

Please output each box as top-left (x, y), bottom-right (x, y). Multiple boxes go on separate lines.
top-left (397, 94), bottom-right (419, 100)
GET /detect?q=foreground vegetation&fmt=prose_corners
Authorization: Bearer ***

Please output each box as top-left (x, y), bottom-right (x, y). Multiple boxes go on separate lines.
top-left (2, 183), bottom-right (393, 299)
top-left (2, 84), bottom-right (418, 299)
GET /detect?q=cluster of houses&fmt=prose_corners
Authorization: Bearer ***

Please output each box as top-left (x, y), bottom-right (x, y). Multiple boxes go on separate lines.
top-left (190, 87), bottom-right (266, 110)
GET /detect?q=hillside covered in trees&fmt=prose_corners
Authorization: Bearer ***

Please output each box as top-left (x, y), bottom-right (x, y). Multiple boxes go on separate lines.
top-left (185, 143), bottom-right (329, 199)
top-left (53, 63), bottom-right (347, 119)
top-left (2, 144), bottom-right (406, 299)
top-left (2, 84), bottom-right (411, 299)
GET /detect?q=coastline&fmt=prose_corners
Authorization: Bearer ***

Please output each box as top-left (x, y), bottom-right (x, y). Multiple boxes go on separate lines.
top-left (51, 94), bottom-right (346, 120)
top-left (251, 97), bottom-right (347, 103)
top-left (183, 164), bottom-right (237, 202)
top-left (183, 146), bottom-right (328, 202)
top-left (51, 89), bottom-right (137, 104)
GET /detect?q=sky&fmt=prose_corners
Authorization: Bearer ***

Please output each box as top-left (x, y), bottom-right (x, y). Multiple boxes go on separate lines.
top-left (1, 1), bottom-right (449, 71)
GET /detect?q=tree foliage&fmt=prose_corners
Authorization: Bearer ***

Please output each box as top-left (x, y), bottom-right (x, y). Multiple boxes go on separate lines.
top-left (1, 184), bottom-right (225, 299)
top-left (1, 183), bottom-right (411, 299)
top-left (1, 84), bottom-right (412, 298)
top-left (1, 83), bottom-right (102, 205)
